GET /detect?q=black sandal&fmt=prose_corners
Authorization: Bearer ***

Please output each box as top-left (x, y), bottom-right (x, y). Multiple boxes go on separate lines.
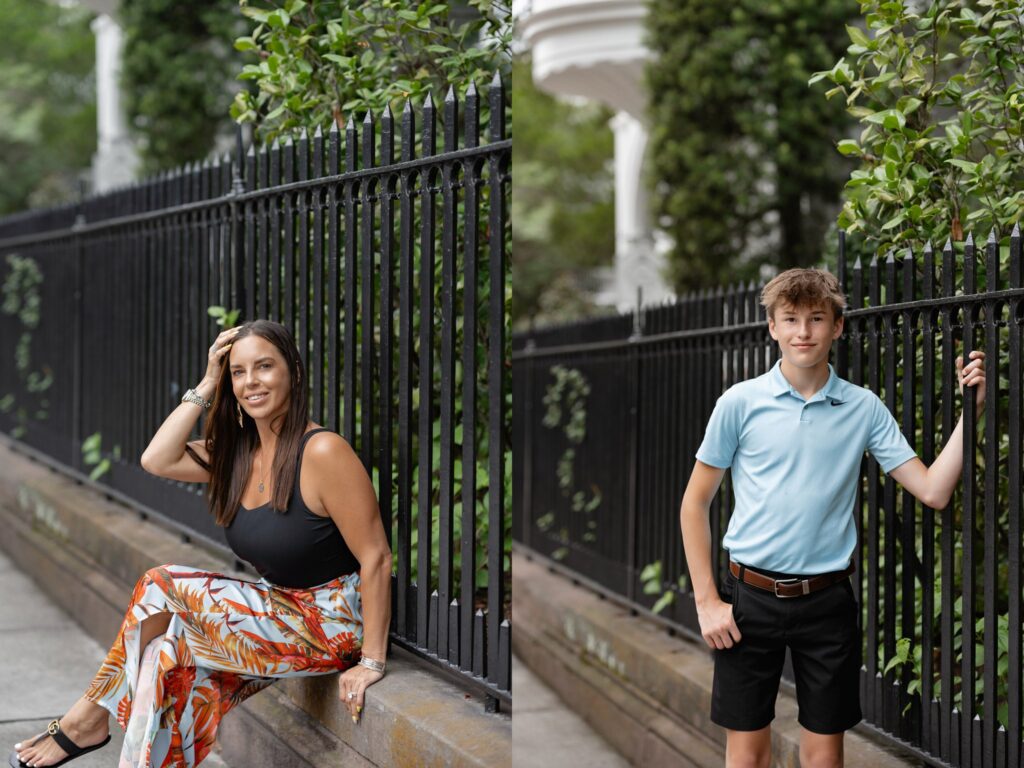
top-left (8, 719), bottom-right (111, 768)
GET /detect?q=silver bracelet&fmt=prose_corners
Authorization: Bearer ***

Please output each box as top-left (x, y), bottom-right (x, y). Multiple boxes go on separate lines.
top-left (358, 655), bottom-right (386, 674)
top-left (182, 388), bottom-right (212, 409)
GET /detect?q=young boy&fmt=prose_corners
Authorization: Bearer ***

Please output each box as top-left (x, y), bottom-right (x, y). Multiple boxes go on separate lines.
top-left (680, 268), bottom-right (985, 768)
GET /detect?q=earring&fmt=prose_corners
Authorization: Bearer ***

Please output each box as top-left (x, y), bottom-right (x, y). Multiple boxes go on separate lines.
top-left (236, 401), bottom-right (244, 428)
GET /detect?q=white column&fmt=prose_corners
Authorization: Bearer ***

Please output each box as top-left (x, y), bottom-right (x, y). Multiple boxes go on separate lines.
top-left (91, 14), bottom-right (139, 193)
top-left (609, 111), bottom-right (671, 311)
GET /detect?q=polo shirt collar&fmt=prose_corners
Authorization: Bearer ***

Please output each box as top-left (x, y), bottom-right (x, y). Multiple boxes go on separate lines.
top-left (768, 359), bottom-right (843, 403)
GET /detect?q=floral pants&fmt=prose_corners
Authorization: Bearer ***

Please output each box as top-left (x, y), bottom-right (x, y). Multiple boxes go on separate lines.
top-left (84, 564), bottom-right (362, 768)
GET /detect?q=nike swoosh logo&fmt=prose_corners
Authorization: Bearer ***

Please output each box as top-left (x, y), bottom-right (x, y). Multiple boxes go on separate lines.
top-left (830, 400), bottom-right (843, 407)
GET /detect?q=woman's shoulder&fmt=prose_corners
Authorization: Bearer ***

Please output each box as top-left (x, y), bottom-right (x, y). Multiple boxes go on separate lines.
top-left (304, 427), bottom-right (356, 461)
top-left (301, 428), bottom-right (362, 514)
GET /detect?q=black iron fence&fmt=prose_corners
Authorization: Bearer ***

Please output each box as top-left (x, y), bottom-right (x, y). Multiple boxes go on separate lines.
top-left (514, 229), bottom-right (1024, 764)
top-left (0, 76), bottom-right (511, 704)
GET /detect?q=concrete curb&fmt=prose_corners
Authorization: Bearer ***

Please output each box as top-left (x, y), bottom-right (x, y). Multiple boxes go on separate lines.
top-left (0, 438), bottom-right (510, 768)
top-left (513, 550), bottom-right (921, 768)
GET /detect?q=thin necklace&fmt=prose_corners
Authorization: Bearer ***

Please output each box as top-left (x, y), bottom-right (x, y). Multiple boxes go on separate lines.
top-left (257, 450), bottom-right (268, 494)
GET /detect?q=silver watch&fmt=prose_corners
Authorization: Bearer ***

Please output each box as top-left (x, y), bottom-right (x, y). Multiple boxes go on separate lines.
top-left (182, 388), bottom-right (212, 409)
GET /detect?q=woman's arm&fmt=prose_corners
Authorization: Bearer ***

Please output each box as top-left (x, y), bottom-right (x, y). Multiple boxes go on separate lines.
top-left (141, 326), bottom-right (241, 480)
top-left (140, 376), bottom-right (217, 482)
top-left (307, 432), bottom-right (393, 722)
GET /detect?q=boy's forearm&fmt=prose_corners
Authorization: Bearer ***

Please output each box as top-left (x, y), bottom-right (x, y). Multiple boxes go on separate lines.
top-left (680, 499), bottom-right (719, 607)
top-left (921, 399), bottom-right (979, 508)
top-left (925, 413), bottom-right (967, 508)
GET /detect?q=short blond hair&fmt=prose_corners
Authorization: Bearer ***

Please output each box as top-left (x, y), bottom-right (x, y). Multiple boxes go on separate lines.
top-left (760, 268), bottom-right (846, 321)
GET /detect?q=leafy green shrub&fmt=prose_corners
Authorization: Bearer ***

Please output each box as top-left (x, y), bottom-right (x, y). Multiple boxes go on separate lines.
top-left (231, 0), bottom-right (511, 142)
top-left (813, 0), bottom-right (1024, 255)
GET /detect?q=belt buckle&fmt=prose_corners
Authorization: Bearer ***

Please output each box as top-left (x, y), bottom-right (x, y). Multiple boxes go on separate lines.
top-left (773, 577), bottom-right (805, 598)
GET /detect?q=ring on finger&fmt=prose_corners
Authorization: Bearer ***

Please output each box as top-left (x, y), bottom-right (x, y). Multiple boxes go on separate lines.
top-left (347, 691), bottom-right (356, 700)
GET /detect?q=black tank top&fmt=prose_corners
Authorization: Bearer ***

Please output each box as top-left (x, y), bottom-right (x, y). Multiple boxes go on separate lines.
top-left (224, 428), bottom-right (360, 588)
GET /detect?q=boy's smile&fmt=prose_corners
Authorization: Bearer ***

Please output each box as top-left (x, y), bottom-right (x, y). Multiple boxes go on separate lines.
top-left (767, 301), bottom-right (844, 394)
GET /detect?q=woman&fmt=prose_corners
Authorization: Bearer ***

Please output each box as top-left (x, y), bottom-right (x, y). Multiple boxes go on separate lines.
top-left (10, 320), bottom-right (392, 768)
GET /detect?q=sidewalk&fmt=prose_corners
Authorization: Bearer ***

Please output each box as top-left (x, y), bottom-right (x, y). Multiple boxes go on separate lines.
top-left (0, 549), bottom-right (229, 767)
top-left (512, 655), bottom-right (629, 768)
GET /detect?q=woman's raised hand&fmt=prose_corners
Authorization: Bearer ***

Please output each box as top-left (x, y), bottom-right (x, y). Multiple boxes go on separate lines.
top-left (203, 327), bottom-right (242, 384)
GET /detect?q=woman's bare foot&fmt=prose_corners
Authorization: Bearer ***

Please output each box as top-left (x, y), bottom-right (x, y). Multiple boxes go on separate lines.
top-left (12, 696), bottom-right (109, 767)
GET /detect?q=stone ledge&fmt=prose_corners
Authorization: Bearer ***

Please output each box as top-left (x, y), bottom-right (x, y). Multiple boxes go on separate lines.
top-left (513, 549), bottom-right (918, 768)
top-left (0, 437), bottom-right (511, 768)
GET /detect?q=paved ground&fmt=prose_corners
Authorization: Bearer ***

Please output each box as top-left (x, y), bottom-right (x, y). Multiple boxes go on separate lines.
top-left (512, 655), bottom-right (629, 768)
top-left (0, 549), bottom-right (228, 768)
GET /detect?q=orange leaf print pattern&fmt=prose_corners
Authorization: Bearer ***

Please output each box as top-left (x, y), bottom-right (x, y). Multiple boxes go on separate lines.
top-left (84, 564), bottom-right (362, 767)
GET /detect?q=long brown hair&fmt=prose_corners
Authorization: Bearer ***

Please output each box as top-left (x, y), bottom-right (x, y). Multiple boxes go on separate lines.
top-left (204, 320), bottom-right (310, 527)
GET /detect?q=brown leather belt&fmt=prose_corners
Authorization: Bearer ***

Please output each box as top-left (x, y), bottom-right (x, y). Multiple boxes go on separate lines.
top-left (729, 560), bottom-right (855, 599)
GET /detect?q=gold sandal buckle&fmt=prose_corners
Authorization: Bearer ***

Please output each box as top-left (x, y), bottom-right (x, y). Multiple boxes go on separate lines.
top-left (47, 719), bottom-right (60, 736)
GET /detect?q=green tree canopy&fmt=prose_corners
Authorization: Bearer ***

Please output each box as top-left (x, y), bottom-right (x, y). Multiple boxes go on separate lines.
top-left (0, 0), bottom-right (96, 216)
top-left (813, 0), bottom-right (1024, 256)
top-left (645, 0), bottom-right (858, 291)
top-left (121, 0), bottom-right (245, 173)
top-left (511, 55), bottom-right (615, 327)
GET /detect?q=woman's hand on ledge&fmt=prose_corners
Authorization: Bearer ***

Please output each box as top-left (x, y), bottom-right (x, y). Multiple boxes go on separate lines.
top-left (338, 663), bottom-right (385, 723)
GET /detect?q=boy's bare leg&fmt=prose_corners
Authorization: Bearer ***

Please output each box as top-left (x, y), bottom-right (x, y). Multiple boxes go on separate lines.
top-left (13, 612), bottom-right (172, 767)
top-left (799, 729), bottom-right (844, 768)
top-left (725, 726), bottom-right (771, 768)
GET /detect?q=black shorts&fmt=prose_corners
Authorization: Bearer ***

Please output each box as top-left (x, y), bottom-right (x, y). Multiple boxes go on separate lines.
top-left (710, 563), bottom-right (863, 734)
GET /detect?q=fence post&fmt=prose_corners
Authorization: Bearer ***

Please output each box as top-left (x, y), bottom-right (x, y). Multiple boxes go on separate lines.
top-left (229, 125), bottom-right (247, 315)
top-left (626, 286), bottom-right (643, 602)
top-left (836, 229), bottom-right (848, 377)
top-left (521, 339), bottom-right (535, 551)
top-left (71, 209), bottom-right (85, 472)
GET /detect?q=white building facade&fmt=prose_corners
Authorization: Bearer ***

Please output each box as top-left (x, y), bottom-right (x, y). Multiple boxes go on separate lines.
top-left (517, 0), bottom-right (673, 309)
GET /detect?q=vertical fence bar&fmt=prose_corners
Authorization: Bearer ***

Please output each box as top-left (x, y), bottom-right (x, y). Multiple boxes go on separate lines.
top-left (326, 125), bottom-right (340, 435)
top-left (343, 117), bottom-right (358, 443)
top-left (982, 229), bottom-right (999, 766)
top-left (837, 230), bottom-right (848, 377)
top-left (244, 145), bottom-right (256, 321)
top-left (486, 71), bottom-right (508, 690)
top-left (899, 247), bottom-right (918, 740)
top-left (962, 234), bottom-right (977, 768)
top-left (1008, 223), bottom-right (1022, 768)
top-left (460, 82), bottom-right (480, 672)
top-left (257, 142), bottom-right (270, 322)
top-left (297, 128), bottom-right (310, 365)
top-left (396, 101), bottom-right (416, 638)
top-left (883, 251), bottom-right (899, 733)
top-left (269, 139), bottom-right (282, 325)
top-left (921, 241), bottom-right (938, 748)
top-left (851, 256), bottom-right (865, 649)
top-left (438, 87), bottom-right (458, 663)
top-left (378, 105), bottom-right (395, 550)
top-left (626, 296), bottom-right (642, 602)
top-left (417, 93), bottom-right (436, 650)
top-left (867, 254), bottom-right (882, 723)
top-left (940, 238), bottom-right (957, 763)
top-left (360, 111), bottom-right (376, 469)
top-left (232, 129), bottom-right (248, 315)
top-left (282, 135), bottom-right (296, 333)
top-left (311, 125), bottom-right (325, 424)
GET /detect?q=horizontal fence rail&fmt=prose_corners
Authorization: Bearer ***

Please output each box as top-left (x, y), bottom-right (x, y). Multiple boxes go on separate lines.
top-left (0, 76), bottom-right (511, 704)
top-left (513, 228), bottom-right (1024, 764)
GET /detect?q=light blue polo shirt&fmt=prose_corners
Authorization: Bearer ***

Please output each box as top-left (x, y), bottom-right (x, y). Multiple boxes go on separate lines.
top-left (696, 360), bottom-right (917, 574)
